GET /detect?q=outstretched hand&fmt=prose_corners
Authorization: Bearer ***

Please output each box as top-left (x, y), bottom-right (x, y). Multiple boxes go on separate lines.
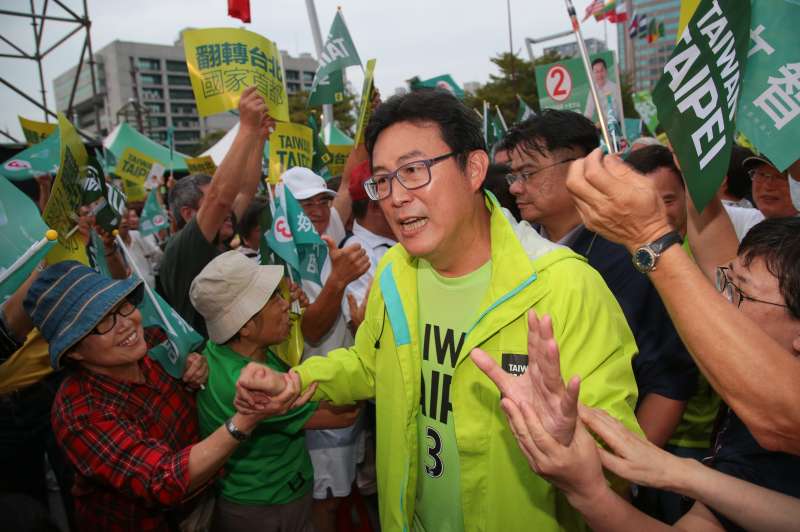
top-left (470, 310), bottom-right (580, 446)
top-left (322, 234), bottom-right (370, 288)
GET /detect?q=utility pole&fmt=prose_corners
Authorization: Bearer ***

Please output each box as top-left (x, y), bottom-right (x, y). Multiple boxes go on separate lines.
top-left (305, 0), bottom-right (333, 128)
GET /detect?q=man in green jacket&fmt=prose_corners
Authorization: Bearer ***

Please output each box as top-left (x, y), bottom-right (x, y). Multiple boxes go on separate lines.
top-left (236, 89), bottom-right (641, 531)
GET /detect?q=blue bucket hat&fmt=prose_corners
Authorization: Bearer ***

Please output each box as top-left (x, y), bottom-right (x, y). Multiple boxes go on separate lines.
top-left (23, 261), bottom-right (143, 369)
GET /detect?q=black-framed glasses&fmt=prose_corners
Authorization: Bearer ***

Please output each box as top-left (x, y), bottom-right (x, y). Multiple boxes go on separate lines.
top-left (364, 152), bottom-right (457, 201)
top-left (505, 158), bottom-right (577, 186)
top-left (715, 266), bottom-right (788, 310)
top-left (91, 299), bottom-right (137, 335)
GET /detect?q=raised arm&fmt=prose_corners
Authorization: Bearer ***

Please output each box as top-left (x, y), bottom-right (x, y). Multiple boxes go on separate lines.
top-left (196, 87), bottom-right (264, 242)
top-left (232, 112), bottom-right (273, 220)
top-left (685, 192), bottom-right (739, 281)
top-left (566, 150), bottom-right (800, 454)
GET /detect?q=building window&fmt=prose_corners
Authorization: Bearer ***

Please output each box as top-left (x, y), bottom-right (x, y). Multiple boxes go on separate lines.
top-left (169, 89), bottom-right (194, 100)
top-left (174, 130), bottom-right (200, 141)
top-left (171, 103), bottom-right (197, 115)
top-left (146, 102), bottom-right (165, 114)
top-left (142, 88), bottom-right (163, 100)
top-left (167, 75), bottom-right (191, 86)
top-left (303, 71), bottom-right (315, 83)
top-left (138, 58), bottom-right (161, 71)
top-left (287, 82), bottom-right (301, 93)
top-left (286, 69), bottom-right (299, 80)
top-left (174, 119), bottom-right (199, 129)
top-left (149, 116), bottom-right (167, 128)
top-left (166, 60), bottom-right (188, 72)
top-left (140, 73), bottom-right (162, 85)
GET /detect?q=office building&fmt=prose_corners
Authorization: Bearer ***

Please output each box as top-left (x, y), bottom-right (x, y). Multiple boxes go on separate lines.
top-left (543, 37), bottom-right (607, 59)
top-left (617, 0), bottom-right (680, 91)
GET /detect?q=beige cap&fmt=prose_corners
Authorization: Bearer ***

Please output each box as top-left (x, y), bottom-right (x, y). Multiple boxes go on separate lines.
top-left (190, 250), bottom-right (284, 344)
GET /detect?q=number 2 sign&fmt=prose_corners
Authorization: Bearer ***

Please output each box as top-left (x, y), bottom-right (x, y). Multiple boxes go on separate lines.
top-left (545, 65), bottom-right (572, 102)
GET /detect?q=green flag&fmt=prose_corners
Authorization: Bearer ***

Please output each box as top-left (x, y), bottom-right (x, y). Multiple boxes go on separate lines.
top-left (91, 177), bottom-right (127, 233)
top-left (1, 128), bottom-right (60, 180)
top-left (736, 0), bottom-right (800, 171)
top-left (515, 95), bottom-right (536, 123)
top-left (139, 188), bottom-right (169, 237)
top-left (633, 90), bottom-right (660, 135)
top-left (308, 114), bottom-right (333, 180)
top-left (308, 69), bottom-right (346, 107)
top-left (0, 177), bottom-right (55, 302)
top-left (266, 185), bottom-right (327, 285)
top-left (408, 74), bottom-right (465, 99)
top-left (139, 288), bottom-right (205, 378)
top-left (652, 0), bottom-right (750, 211)
top-left (486, 106), bottom-right (507, 148)
top-left (308, 10), bottom-right (362, 100)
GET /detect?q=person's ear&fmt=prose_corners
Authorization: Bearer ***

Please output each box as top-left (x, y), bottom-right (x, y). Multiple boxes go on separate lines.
top-left (239, 319), bottom-right (256, 339)
top-left (792, 329), bottom-right (800, 356)
top-left (66, 348), bottom-right (85, 363)
top-left (179, 205), bottom-right (194, 223)
top-left (466, 149), bottom-right (490, 192)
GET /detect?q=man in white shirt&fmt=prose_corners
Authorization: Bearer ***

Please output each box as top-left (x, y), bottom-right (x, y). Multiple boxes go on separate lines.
top-left (583, 57), bottom-right (624, 132)
top-left (744, 155), bottom-right (799, 219)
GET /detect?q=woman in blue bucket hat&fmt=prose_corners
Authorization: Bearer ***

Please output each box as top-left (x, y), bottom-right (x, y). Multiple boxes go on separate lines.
top-left (24, 261), bottom-right (307, 531)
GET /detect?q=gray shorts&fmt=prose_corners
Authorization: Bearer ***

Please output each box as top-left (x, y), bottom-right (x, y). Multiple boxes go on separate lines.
top-left (211, 492), bottom-right (315, 532)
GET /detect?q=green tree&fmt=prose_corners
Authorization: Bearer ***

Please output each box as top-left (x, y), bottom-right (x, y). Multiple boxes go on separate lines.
top-left (289, 90), bottom-right (357, 136)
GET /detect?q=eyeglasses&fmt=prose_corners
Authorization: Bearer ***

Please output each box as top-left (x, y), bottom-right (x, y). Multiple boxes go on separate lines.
top-left (364, 152), bottom-right (457, 201)
top-left (91, 299), bottom-right (137, 335)
top-left (748, 169), bottom-right (787, 182)
top-left (299, 197), bottom-right (332, 209)
top-left (505, 158), bottom-right (577, 186)
top-left (715, 266), bottom-right (788, 309)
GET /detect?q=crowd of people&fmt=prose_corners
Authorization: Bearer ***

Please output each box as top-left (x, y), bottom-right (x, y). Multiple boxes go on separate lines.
top-left (1, 84), bottom-right (799, 532)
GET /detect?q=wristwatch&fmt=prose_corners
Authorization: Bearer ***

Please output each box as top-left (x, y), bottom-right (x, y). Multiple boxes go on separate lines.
top-left (631, 231), bottom-right (682, 273)
top-left (224, 417), bottom-right (249, 442)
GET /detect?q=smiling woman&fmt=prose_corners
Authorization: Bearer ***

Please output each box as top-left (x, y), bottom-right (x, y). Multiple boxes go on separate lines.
top-left (21, 261), bottom-right (303, 531)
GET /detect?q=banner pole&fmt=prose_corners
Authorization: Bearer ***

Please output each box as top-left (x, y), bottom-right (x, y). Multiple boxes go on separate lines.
top-left (563, 0), bottom-right (614, 153)
top-left (114, 233), bottom-right (177, 338)
top-left (0, 230), bottom-right (57, 286)
top-left (495, 105), bottom-right (508, 130)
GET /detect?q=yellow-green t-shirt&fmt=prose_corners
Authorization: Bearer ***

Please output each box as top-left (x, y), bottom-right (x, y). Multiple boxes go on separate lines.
top-left (413, 259), bottom-right (492, 532)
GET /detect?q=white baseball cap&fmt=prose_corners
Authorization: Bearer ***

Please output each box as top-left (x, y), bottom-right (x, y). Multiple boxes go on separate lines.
top-left (282, 167), bottom-right (336, 200)
top-left (189, 250), bottom-right (284, 344)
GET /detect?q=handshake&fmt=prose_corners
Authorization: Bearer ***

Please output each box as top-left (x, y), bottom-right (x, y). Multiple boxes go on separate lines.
top-left (234, 363), bottom-right (318, 417)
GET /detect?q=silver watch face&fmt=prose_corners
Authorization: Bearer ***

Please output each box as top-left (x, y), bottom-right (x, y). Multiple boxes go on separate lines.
top-left (633, 247), bottom-right (657, 272)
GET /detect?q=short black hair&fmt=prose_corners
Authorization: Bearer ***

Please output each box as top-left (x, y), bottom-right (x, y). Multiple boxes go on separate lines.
top-left (738, 217), bottom-right (800, 320)
top-left (499, 109), bottom-right (599, 159)
top-left (352, 198), bottom-right (369, 220)
top-left (237, 197), bottom-right (268, 245)
top-left (364, 88), bottom-right (486, 172)
top-left (482, 163), bottom-right (521, 221)
top-left (625, 145), bottom-right (684, 189)
top-left (727, 144), bottom-right (756, 200)
top-left (592, 57), bottom-right (608, 69)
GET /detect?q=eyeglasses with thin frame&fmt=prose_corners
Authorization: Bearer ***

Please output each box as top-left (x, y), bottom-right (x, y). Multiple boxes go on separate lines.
top-left (299, 197), bottom-right (333, 209)
top-left (748, 168), bottom-right (787, 182)
top-left (91, 298), bottom-right (137, 335)
top-left (505, 158), bottom-right (577, 186)
top-left (715, 266), bottom-right (788, 310)
top-left (364, 152), bottom-right (457, 201)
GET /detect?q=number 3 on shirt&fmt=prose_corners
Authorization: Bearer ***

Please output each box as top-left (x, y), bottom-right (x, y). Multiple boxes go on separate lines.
top-left (424, 426), bottom-right (444, 477)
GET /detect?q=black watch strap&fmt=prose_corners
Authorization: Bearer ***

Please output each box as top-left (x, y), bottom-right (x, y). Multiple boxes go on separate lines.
top-left (224, 417), bottom-right (249, 442)
top-left (649, 231), bottom-right (683, 254)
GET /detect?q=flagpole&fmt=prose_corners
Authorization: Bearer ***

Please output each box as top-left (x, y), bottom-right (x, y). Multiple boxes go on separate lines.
top-left (495, 105), bottom-right (508, 130)
top-left (305, 0), bottom-right (334, 128)
top-left (266, 183), bottom-right (302, 315)
top-left (563, 0), bottom-right (614, 153)
top-left (0, 229), bottom-right (58, 286)
top-left (482, 101), bottom-right (489, 147)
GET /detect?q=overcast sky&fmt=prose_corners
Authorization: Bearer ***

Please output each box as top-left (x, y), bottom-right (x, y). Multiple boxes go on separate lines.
top-left (0, 0), bottom-right (616, 141)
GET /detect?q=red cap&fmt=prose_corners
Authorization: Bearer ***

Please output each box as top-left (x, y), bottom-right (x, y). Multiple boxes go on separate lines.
top-left (348, 160), bottom-right (371, 201)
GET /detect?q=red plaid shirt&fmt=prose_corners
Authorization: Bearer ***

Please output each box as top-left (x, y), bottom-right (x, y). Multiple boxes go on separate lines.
top-left (52, 339), bottom-right (200, 532)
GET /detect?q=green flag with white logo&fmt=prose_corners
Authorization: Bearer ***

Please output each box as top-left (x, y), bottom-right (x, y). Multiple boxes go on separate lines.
top-left (139, 188), bottom-right (169, 237)
top-left (308, 114), bottom-right (333, 180)
top-left (266, 185), bottom-right (327, 286)
top-left (515, 95), bottom-right (536, 124)
top-left (409, 74), bottom-right (465, 100)
top-left (652, 0), bottom-right (750, 211)
top-left (735, 0), bottom-right (800, 172)
top-left (308, 69), bottom-right (346, 107)
top-left (307, 10), bottom-right (362, 102)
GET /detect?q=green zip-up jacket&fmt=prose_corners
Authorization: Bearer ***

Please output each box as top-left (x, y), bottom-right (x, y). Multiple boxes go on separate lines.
top-left (294, 196), bottom-right (641, 531)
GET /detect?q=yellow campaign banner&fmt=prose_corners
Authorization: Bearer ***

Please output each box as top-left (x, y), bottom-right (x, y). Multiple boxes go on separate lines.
top-left (186, 155), bottom-right (217, 175)
top-left (18, 116), bottom-right (57, 145)
top-left (677, 0), bottom-right (701, 40)
top-left (267, 123), bottom-right (313, 184)
top-left (353, 59), bottom-right (376, 147)
top-left (43, 114), bottom-right (89, 266)
top-left (117, 147), bottom-right (157, 202)
top-left (183, 28), bottom-right (290, 122)
top-left (326, 144), bottom-right (353, 177)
